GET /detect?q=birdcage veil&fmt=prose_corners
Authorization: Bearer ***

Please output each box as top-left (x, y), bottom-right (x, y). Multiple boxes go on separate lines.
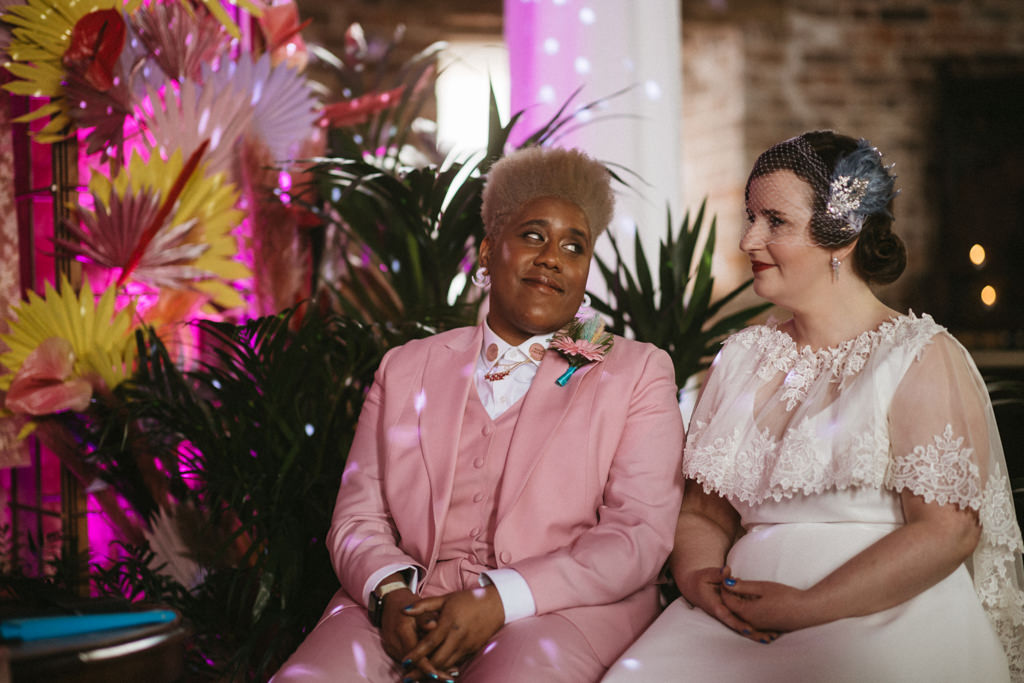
top-left (743, 133), bottom-right (898, 249)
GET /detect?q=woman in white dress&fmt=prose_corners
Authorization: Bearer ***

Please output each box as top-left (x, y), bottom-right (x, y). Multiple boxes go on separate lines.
top-left (603, 131), bottom-right (1024, 682)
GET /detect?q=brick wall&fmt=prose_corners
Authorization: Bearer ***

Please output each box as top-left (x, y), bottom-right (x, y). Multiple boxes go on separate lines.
top-left (683, 0), bottom-right (1024, 313)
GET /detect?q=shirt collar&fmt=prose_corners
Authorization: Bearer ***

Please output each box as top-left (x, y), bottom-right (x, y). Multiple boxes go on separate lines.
top-left (480, 321), bottom-right (552, 370)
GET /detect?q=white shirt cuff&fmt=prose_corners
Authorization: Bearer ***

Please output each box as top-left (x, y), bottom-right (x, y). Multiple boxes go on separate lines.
top-left (363, 564), bottom-right (420, 605)
top-left (480, 568), bottom-right (536, 624)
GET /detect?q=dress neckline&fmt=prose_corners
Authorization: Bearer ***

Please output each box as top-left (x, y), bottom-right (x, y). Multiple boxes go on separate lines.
top-left (766, 310), bottom-right (920, 357)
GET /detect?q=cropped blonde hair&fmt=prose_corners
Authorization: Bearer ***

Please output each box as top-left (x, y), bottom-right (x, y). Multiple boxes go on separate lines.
top-left (481, 146), bottom-right (614, 241)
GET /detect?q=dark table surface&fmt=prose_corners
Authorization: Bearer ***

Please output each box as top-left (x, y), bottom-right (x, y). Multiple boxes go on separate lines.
top-left (0, 593), bottom-right (187, 683)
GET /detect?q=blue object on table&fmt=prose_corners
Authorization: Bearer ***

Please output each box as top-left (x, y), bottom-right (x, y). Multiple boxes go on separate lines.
top-left (0, 609), bottom-right (177, 641)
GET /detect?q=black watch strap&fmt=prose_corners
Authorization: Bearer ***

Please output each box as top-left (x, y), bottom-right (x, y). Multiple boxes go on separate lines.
top-left (368, 580), bottom-right (408, 627)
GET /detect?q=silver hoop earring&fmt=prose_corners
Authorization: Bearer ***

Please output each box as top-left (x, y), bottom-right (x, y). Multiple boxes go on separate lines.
top-left (472, 266), bottom-right (490, 289)
top-left (830, 255), bottom-right (841, 282)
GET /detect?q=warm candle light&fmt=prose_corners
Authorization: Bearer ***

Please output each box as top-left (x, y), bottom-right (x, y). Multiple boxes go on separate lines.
top-left (969, 243), bottom-right (986, 266)
top-left (981, 285), bottom-right (997, 307)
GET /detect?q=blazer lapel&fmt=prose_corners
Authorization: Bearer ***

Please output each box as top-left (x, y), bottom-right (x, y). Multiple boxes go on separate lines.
top-left (498, 350), bottom-right (600, 515)
top-left (417, 327), bottom-right (480, 551)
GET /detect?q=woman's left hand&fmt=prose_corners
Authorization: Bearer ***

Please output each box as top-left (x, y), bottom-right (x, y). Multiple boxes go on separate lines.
top-left (719, 577), bottom-right (820, 634)
top-left (400, 585), bottom-right (505, 677)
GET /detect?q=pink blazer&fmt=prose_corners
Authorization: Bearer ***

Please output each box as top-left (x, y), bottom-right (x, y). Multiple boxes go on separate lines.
top-left (325, 325), bottom-right (685, 665)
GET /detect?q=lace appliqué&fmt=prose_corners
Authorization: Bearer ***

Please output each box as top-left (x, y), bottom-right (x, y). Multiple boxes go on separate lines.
top-left (684, 417), bottom-right (889, 505)
top-left (730, 313), bottom-right (941, 412)
top-left (885, 424), bottom-right (982, 507)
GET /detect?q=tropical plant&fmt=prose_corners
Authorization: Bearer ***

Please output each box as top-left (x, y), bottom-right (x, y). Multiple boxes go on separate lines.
top-left (306, 155), bottom-right (487, 335)
top-left (315, 23), bottom-right (447, 170)
top-left (589, 200), bottom-right (771, 390)
top-left (80, 305), bottom-right (386, 679)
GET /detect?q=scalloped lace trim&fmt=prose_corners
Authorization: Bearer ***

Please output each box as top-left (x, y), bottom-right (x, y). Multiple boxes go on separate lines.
top-left (729, 312), bottom-right (941, 411)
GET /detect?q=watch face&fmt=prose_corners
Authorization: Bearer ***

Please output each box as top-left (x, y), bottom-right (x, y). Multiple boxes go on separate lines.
top-left (369, 592), bottom-right (384, 627)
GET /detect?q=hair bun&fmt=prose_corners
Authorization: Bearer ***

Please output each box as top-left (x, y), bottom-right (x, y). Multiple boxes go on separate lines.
top-left (854, 219), bottom-right (906, 284)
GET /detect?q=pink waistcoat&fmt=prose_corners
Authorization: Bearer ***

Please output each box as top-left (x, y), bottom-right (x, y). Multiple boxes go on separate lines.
top-left (425, 392), bottom-right (521, 597)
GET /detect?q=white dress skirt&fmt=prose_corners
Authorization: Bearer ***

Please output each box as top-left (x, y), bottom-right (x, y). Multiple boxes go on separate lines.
top-left (603, 488), bottom-right (1010, 682)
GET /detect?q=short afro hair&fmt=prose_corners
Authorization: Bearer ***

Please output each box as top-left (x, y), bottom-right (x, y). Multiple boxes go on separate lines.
top-left (480, 146), bottom-right (615, 241)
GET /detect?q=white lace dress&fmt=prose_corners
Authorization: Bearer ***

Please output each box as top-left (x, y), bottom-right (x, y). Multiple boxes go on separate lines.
top-left (603, 313), bottom-right (1024, 683)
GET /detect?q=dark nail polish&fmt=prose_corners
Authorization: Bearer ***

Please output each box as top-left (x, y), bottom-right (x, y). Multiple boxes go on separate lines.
top-left (403, 604), bottom-right (415, 611)
top-left (402, 659), bottom-right (413, 668)
top-left (403, 678), bottom-right (414, 683)
top-left (742, 629), bottom-right (751, 635)
top-left (724, 577), bottom-right (737, 587)
top-left (760, 638), bottom-right (769, 644)
top-left (430, 674), bottom-right (440, 680)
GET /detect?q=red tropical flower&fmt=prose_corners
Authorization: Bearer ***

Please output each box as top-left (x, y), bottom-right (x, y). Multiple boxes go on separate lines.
top-left (61, 8), bottom-right (126, 92)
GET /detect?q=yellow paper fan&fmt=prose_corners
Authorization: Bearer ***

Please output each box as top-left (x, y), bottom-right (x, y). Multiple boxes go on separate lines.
top-left (0, 276), bottom-right (138, 395)
top-left (89, 148), bottom-right (249, 309)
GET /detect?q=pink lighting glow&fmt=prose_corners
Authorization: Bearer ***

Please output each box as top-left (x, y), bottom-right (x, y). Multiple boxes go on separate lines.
top-left (504, 0), bottom-right (584, 148)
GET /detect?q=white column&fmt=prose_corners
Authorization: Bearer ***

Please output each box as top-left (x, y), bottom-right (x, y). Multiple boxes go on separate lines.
top-left (504, 0), bottom-right (682, 287)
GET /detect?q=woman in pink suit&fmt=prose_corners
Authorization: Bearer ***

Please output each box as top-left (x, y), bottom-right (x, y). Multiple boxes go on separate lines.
top-left (272, 146), bottom-right (685, 682)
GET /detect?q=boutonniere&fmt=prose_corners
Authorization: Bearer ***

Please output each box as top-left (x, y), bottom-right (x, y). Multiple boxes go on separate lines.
top-left (549, 314), bottom-right (614, 387)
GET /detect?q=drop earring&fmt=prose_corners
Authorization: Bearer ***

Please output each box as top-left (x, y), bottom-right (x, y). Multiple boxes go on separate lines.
top-left (830, 255), bottom-right (841, 282)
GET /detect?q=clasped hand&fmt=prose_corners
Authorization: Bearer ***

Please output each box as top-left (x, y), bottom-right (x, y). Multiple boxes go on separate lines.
top-left (719, 568), bottom-right (824, 634)
top-left (679, 566), bottom-right (801, 644)
top-left (379, 585), bottom-right (505, 681)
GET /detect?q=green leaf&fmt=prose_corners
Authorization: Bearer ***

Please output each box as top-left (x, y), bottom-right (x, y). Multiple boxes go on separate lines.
top-left (594, 201), bottom-right (769, 389)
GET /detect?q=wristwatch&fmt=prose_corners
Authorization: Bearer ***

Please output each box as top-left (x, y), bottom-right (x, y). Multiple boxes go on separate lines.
top-left (368, 579), bottom-right (408, 627)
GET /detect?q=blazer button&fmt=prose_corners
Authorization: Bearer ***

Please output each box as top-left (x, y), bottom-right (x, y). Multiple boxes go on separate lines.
top-left (499, 551), bottom-right (511, 564)
top-left (470, 527), bottom-right (481, 537)
top-left (482, 424), bottom-right (494, 436)
top-left (472, 492), bottom-right (484, 503)
top-left (472, 457), bottom-right (485, 469)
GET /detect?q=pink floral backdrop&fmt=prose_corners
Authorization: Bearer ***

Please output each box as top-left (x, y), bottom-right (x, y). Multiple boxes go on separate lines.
top-left (0, 0), bottom-right (438, 580)
top-left (0, 79), bottom-right (26, 471)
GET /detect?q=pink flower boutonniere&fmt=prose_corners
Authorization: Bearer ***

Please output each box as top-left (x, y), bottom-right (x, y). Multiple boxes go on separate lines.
top-left (550, 314), bottom-right (614, 387)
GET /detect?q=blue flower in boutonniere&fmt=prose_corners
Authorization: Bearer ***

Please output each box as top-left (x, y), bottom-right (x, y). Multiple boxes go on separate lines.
top-left (550, 314), bottom-right (614, 387)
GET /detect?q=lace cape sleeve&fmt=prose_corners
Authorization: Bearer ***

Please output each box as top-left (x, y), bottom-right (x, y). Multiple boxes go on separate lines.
top-left (887, 332), bottom-right (1024, 678)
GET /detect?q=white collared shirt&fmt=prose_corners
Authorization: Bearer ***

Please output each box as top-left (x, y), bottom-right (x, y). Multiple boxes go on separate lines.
top-left (474, 323), bottom-right (551, 419)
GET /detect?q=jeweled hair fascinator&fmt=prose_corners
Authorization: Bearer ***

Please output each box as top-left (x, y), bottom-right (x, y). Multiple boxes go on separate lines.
top-left (825, 139), bottom-right (898, 237)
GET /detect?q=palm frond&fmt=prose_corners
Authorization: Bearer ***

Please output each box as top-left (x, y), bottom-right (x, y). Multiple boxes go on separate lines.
top-left (302, 155), bottom-right (486, 331)
top-left (589, 201), bottom-right (771, 389)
